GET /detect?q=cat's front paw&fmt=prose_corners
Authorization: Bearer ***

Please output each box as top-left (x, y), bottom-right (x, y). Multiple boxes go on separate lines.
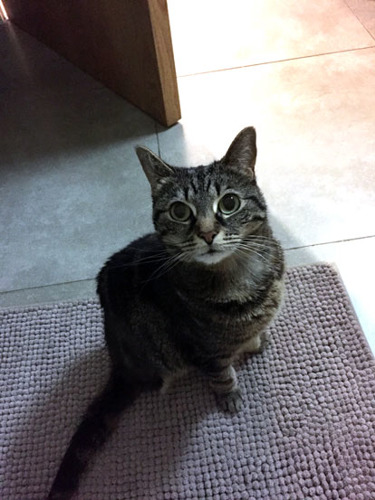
top-left (217, 388), bottom-right (243, 413)
top-left (244, 331), bottom-right (270, 355)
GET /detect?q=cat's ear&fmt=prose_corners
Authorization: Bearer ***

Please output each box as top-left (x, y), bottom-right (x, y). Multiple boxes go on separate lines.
top-left (223, 127), bottom-right (257, 176)
top-left (136, 146), bottom-right (174, 189)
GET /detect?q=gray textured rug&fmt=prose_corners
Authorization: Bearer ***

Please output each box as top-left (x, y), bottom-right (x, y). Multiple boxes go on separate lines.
top-left (1, 264), bottom-right (375, 500)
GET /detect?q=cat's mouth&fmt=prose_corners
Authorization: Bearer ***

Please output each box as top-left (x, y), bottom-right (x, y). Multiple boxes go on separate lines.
top-left (194, 246), bottom-right (233, 265)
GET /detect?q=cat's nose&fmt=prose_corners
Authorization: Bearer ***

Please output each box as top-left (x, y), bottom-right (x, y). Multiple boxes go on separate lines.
top-left (198, 231), bottom-right (217, 245)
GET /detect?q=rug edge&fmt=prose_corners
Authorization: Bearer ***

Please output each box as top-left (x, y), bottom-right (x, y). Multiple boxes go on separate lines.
top-left (1, 263), bottom-right (373, 364)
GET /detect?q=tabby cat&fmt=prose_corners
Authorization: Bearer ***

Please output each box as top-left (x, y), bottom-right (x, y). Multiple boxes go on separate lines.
top-left (47, 127), bottom-right (284, 499)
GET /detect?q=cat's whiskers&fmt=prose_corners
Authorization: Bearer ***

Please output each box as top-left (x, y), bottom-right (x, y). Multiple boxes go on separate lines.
top-left (108, 252), bottom-right (169, 270)
top-left (223, 235), bottom-right (272, 247)
top-left (241, 239), bottom-right (281, 263)
top-left (232, 248), bottom-right (262, 280)
top-left (160, 251), bottom-right (194, 276)
top-left (223, 235), bottom-right (242, 243)
top-left (182, 248), bottom-right (198, 261)
top-left (236, 240), bottom-right (283, 267)
top-left (243, 235), bottom-right (275, 248)
top-left (180, 239), bottom-right (196, 248)
top-left (239, 241), bottom-right (271, 251)
top-left (235, 243), bottom-right (270, 263)
top-left (139, 250), bottom-right (190, 289)
top-left (243, 235), bottom-right (274, 244)
top-left (222, 236), bottom-right (270, 252)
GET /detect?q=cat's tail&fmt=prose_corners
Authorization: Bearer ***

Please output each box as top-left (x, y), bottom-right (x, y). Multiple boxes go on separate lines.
top-left (47, 370), bottom-right (143, 500)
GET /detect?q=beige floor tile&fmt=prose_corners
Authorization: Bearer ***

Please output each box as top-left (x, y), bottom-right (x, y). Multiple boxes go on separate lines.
top-left (344, 0), bottom-right (375, 38)
top-left (168, 0), bottom-right (375, 75)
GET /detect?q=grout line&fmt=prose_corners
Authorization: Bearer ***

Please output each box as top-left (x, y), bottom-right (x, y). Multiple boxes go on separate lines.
top-left (285, 235), bottom-right (375, 251)
top-left (343, 0), bottom-right (375, 42)
top-left (0, 277), bottom-right (97, 296)
top-left (177, 45), bottom-right (375, 78)
top-left (2, 236), bottom-right (374, 297)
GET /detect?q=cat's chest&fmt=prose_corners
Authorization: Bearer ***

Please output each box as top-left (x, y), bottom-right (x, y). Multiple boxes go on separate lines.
top-left (169, 255), bottom-right (280, 331)
top-left (177, 275), bottom-right (269, 325)
top-left (184, 277), bottom-right (283, 357)
top-left (180, 262), bottom-right (266, 307)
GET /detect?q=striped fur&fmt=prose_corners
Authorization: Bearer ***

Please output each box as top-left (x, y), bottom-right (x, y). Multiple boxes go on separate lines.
top-left (47, 127), bottom-right (284, 498)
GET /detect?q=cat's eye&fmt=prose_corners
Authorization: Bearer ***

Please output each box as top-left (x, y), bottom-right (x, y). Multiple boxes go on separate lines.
top-left (218, 193), bottom-right (241, 215)
top-left (169, 202), bottom-right (192, 222)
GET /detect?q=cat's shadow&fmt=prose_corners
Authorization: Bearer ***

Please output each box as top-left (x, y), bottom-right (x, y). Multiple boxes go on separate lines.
top-left (5, 342), bottom-right (222, 499)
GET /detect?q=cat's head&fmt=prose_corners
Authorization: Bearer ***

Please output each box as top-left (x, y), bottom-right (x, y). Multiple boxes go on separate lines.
top-left (136, 127), bottom-right (267, 266)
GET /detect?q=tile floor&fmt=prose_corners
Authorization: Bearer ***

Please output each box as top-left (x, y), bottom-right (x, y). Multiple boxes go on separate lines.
top-left (0, 0), bottom-right (374, 353)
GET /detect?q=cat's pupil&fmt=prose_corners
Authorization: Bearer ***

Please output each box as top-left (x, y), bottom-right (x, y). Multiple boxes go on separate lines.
top-left (223, 195), bottom-right (236, 211)
top-left (219, 194), bottom-right (240, 214)
top-left (170, 202), bottom-right (191, 221)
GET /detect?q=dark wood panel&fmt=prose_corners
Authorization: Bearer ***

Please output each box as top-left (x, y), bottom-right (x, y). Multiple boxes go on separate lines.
top-left (4, 0), bottom-right (181, 126)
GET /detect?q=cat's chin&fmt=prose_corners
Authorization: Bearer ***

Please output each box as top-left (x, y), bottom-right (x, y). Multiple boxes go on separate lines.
top-left (193, 249), bottom-right (233, 266)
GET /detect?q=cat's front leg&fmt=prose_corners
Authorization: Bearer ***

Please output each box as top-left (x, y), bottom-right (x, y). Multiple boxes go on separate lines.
top-left (205, 364), bottom-right (243, 412)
